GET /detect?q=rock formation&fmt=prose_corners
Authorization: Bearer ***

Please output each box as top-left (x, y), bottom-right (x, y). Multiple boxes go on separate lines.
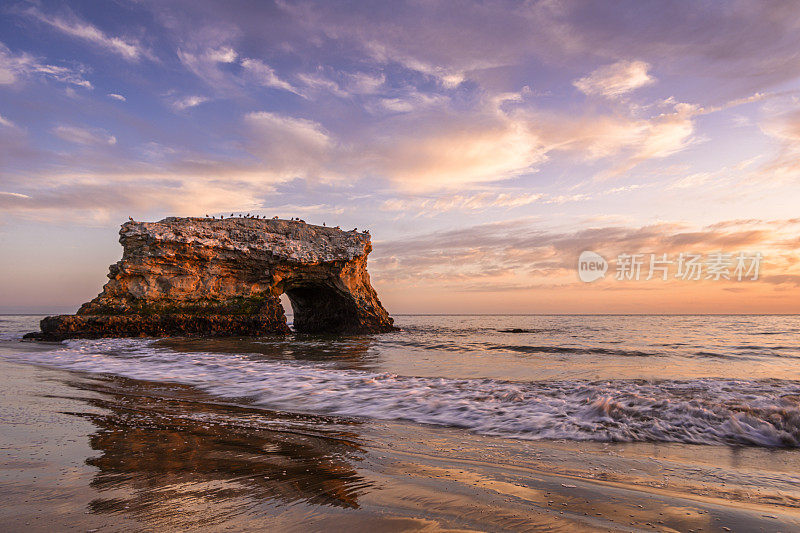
top-left (27, 217), bottom-right (395, 340)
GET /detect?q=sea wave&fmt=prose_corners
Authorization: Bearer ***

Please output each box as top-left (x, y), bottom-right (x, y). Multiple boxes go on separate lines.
top-left (488, 344), bottom-right (655, 357)
top-left (5, 337), bottom-right (800, 447)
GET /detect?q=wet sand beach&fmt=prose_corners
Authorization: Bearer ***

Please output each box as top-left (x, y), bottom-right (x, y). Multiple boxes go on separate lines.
top-left (2, 348), bottom-right (800, 532)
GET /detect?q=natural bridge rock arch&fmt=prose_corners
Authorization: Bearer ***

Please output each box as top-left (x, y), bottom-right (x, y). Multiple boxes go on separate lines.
top-left (279, 280), bottom-right (365, 333)
top-left (29, 217), bottom-right (395, 340)
top-left (273, 251), bottom-right (393, 334)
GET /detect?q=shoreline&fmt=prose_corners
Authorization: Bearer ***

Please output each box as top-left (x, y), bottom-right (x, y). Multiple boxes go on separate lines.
top-left (2, 356), bottom-right (799, 531)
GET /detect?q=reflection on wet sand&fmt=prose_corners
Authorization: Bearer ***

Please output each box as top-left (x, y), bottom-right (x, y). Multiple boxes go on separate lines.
top-left (58, 374), bottom-right (372, 528)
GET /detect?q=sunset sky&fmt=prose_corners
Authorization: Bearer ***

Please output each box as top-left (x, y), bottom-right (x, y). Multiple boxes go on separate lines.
top-left (1, 0), bottom-right (799, 314)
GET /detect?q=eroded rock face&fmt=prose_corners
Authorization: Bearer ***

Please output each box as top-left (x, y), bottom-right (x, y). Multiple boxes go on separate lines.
top-left (27, 217), bottom-right (395, 340)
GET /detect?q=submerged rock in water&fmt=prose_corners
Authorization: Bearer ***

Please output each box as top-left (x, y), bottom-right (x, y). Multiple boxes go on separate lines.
top-left (26, 217), bottom-right (395, 340)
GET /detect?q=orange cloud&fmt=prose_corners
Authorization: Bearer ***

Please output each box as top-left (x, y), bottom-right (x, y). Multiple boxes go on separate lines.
top-left (574, 60), bottom-right (655, 98)
top-left (371, 218), bottom-right (800, 313)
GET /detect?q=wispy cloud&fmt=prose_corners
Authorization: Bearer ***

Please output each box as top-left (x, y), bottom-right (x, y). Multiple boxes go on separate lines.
top-left (762, 274), bottom-right (800, 287)
top-left (574, 60), bottom-right (655, 98)
top-left (371, 218), bottom-right (800, 288)
top-left (24, 8), bottom-right (144, 61)
top-left (0, 114), bottom-right (15, 128)
top-left (107, 93), bottom-right (126, 101)
top-left (0, 42), bottom-right (91, 88)
top-left (345, 71), bottom-right (385, 94)
top-left (296, 69), bottom-right (386, 98)
top-left (178, 46), bottom-right (237, 86)
top-left (230, 90), bottom-right (700, 192)
top-left (52, 125), bottom-right (116, 146)
top-left (241, 58), bottom-right (300, 94)
top-left (296, 71), bottom-right (349, 97)
top-left (0, 177), bottom-right (261, 223)
top-left (382, 192), bottom-right (545, 214)
top-left (365, 40), bottom-right (468, 88)
top-left (169, 95), bottom-right (210, 111)
top-left (366, 112), bottom-right (543, 190)
top-left (244, 111), bottom-right (332, 178)
top-left (0, 191), bottom-right (30, 199)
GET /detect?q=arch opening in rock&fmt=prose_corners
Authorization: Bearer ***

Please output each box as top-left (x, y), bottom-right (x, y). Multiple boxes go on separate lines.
top-left (282, 282), bottom-right (361, 334)
top-left (279, 293), bottom-right (293, 323)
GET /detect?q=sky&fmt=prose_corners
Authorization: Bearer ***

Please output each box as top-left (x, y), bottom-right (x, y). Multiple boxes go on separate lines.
top-left (1, 0), bottom-right (799, 314)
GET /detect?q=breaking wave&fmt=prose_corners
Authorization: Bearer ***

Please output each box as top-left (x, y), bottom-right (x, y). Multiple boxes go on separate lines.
top-left (5, 337), bottom-right (800, 447)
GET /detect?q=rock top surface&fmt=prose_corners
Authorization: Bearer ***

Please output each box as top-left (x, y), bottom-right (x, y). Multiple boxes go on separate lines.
top-left (124, 217), bottom-right (372, 263)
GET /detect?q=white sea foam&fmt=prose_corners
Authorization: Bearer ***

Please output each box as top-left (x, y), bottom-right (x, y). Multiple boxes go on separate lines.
top-left (4, 337), bottom-right (800, 447)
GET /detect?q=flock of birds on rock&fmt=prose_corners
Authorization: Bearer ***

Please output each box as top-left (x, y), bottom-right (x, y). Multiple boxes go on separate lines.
top-left (196, 213), bottom-right (369, 234)
top-left (201, 213), bottom-right (273, 220)
top-left (128, 214), bottom-right (369, 234)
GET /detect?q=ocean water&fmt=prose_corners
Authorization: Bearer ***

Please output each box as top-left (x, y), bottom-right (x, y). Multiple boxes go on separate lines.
top-left (3, 314), bottom-right (800, 448)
